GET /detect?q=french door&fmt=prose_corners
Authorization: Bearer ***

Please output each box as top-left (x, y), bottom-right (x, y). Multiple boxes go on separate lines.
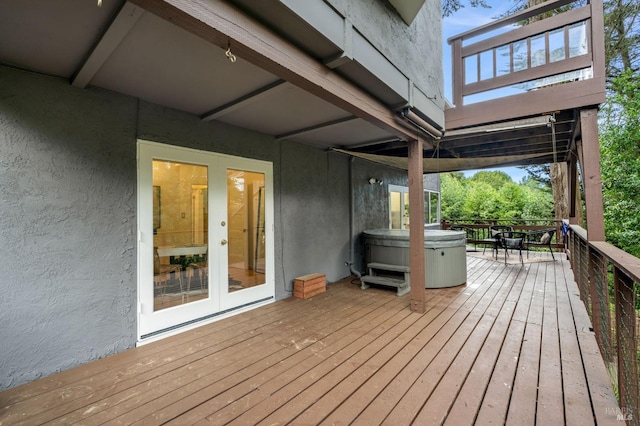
top-left (137, 141), bottom-right (274, 340)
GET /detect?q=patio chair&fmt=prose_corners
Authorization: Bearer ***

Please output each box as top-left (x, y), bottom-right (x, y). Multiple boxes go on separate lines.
top-left (485, 225), bottom-right (514, 259)
top-left (496, 231), bottom-right (526, 264)
top-left (525, 228), bottom-right (556, 260)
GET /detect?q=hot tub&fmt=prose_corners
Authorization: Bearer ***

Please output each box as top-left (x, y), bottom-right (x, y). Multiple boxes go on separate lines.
top-left (363, 229), bottom-right (467, 289)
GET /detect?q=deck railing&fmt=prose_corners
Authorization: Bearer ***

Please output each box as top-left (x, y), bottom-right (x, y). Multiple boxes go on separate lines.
top-left (441, 218), bottom-right (564, 251)
top-left (567, 224), bottom-right (640, 424)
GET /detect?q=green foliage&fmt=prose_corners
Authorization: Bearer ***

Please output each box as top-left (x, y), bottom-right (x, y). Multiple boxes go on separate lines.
top-left (441, 173), bottom-right (467, 219)
top-left (463, 181), bottom-right (498, 219)
top-left (600, 70), bottom-right (640, 258)
top-left (470, 170), bottom-right (513, 189)
top-left (440, 171), bottom-right (554, 220)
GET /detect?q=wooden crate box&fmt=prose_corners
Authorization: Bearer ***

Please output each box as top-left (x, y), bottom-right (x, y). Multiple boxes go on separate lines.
top-left (293, 273), bottom-right (326, 299)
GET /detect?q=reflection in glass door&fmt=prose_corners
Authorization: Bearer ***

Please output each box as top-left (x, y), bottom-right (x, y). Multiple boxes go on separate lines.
top-left (227, 169), bottom-right (266, 293)
top-left (152, 160), bottom-right (208, 311)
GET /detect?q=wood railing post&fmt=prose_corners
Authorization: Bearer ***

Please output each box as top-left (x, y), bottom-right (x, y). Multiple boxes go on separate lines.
top-left (614, 267), bottom-right (639, 422)
top-left (451, 38), bottom-right (463, 108)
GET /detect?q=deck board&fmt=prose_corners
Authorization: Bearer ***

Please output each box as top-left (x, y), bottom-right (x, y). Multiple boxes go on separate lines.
top-left (0, 253), bottom-right (621, 425)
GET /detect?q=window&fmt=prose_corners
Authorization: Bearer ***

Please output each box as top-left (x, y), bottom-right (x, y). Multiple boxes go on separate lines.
top-left (389, 185), bottom-right (440, 229)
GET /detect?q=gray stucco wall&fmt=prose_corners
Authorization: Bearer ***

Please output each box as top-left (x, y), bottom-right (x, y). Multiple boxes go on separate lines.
top-left (327, 0), bottom-right (444, 110)
top-left (0, 66), bottom-right (415, 389)
top-left (0, 68), bottom-right (138, 388)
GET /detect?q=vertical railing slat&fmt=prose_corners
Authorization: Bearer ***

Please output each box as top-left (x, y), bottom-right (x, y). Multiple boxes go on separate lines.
top-left (615, 266), bottom-right (639, 424)
top-left (589, 249), bottom-right (614, 363)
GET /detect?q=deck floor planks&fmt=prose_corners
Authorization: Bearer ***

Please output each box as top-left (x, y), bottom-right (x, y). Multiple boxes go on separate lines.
top-left (413, 264), bottom-right (526, 425)
top-left (442, 264), bottom-right (528, 425)
top-left (80, 283), bottom-right (396, 424)
top-left (474, 261), bottom-right (541, 424)
top-left (555, 258), bottom-right (598, 425)
top-left (232, 306), bottom-right (428, 425)
top-left (506, 259), bottom-right (547, 424)
top-left (304, 258), bottom-right (497, 424)
top-left (150, 288), bottom-right (416, 424)
top-left (233, 258), bottom-right (492, 425)
top-left (0, 290), bottom-right (304, 405)
top-left (350, 260), bottom-right (497, 424)
top-left (374, 259), bottom-right (517, 424)
top-left (0, 253), bottom-right (620, 425)
top-left (536, 256), bottom-right (565, 425)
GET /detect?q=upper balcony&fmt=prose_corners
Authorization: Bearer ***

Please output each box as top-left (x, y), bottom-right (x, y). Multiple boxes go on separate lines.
top-left (445, 0), bottom-right (606, 130)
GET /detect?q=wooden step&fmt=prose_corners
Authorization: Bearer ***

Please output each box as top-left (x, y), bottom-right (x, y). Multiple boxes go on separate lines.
top-left (367, 262), bottom-right (410, 273)
top-left (360, 275), bottom-right (409, 296)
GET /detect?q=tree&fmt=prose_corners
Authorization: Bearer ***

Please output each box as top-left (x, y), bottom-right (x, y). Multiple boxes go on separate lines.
top-left (600, 70), bottom-right (640, 257)
top-left (440, 171), bottom-right (554, 220)
top-left (470, 170), bottom-right (513, 189)
top-left (604, 0), bottom-right (640, 84)
top-left (442, 0), bottom-right (490, 17)
top-left (441, 173), bottom-right (467, 219)
top-left (463, 181), bottom-right (498, 219)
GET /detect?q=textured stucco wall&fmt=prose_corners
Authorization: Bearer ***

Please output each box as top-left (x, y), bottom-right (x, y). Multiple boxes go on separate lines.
top-left (350, 158), bottom-right (410, 273)
top-left (0, 67), bottom-right (138, 389)
top-left (0, 66), bottom-right (419, 389)
top-left (327, 0), bottom-right (444, 109)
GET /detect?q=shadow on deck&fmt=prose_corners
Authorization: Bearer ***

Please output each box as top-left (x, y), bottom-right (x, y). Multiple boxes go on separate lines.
top-left (0, 253), bottom-right (620, 424)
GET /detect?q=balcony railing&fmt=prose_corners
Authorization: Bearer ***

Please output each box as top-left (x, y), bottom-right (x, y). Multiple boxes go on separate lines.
top-left (567, 224), bottom-right (640, 424)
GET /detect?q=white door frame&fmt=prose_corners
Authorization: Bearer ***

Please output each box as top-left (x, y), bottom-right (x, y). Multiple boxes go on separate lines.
top-left (137, 140), bottom-right (274, 342)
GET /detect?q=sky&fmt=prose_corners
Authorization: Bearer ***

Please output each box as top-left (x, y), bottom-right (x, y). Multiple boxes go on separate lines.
top-left (441, 0), bottom-right (528, 184)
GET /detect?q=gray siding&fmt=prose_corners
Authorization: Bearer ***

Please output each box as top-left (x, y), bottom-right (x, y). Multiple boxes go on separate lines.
top-left (0, 66), bottom-right (417, 389)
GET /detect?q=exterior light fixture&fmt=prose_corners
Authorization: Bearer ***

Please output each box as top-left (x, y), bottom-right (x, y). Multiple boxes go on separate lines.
top-left (368, 178), bottom-right (383, 185)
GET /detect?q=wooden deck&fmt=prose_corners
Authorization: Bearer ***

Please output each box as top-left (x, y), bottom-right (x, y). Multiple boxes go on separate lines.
top-left (0, 252), bottom-right (621, 425)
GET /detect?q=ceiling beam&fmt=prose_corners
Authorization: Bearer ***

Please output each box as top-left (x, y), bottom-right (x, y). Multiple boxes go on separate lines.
top-left (72, 2), bottom-right (145, 88)
top-left (276, 116), bottom-right (357, 141)
top-left (201, 79), bottom-right (287, 121)
top-left (127, 0), bottom-right (419, 142)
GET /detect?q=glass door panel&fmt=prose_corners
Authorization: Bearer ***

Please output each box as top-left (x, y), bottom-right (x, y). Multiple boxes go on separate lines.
top-left (390, 191), bottom-right (402, 229)
top-left (152, 160), bottom-right (208, 312)
top-left (226, 169), bottom-right (266, 293)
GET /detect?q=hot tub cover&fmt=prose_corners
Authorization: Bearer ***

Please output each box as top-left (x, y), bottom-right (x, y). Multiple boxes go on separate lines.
top-left (363, 229), bottom-right (466, 248)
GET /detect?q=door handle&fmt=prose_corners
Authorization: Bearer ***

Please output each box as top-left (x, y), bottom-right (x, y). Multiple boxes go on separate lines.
top-left (221, 239), bottom-right (228, 246)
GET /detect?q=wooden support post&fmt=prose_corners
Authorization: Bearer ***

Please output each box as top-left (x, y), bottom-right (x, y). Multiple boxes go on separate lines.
top-left (579, 108), bottom-right (605, 241)
top-left (614, 267), bottom-right (639, 420)
top-left (408, 137), bottom-right (426, 314)
top-left (567, 156), bottom-right (578, 223)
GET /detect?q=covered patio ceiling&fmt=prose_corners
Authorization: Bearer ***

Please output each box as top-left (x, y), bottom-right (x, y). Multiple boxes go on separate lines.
top-left (0, 0), bottom-right (580, 173)
top-left (0, 0), bottom-right (416, 150)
